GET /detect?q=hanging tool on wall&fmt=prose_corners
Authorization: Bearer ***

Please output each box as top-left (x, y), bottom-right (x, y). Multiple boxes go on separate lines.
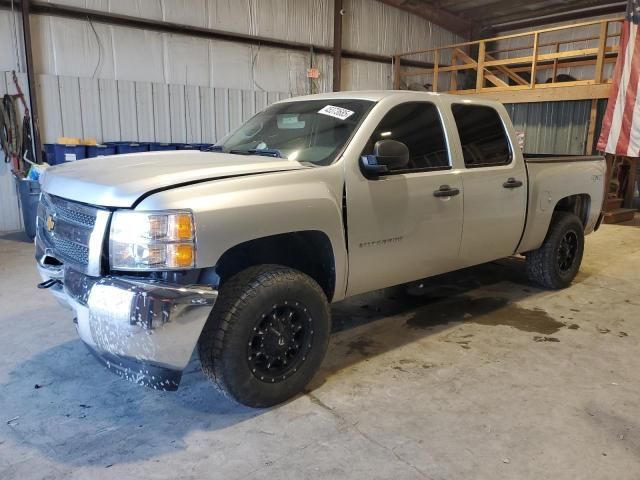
top-left (0, 71), bottom-right (35, 177)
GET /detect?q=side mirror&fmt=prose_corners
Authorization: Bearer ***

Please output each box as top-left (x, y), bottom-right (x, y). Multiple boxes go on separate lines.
top-left (359, 139), bottom-right (410, 179)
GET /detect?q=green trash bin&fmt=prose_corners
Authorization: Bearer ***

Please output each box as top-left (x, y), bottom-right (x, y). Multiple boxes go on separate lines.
top-left (14, 175), bottom-right (41, 240)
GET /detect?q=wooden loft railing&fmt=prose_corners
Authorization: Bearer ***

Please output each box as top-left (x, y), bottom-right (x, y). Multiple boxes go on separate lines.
top-left (393, 18), bottom-right (624, 104)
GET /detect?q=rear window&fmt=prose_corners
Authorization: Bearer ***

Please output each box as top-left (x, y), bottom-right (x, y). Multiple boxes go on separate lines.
top-left (451, 104), bottom-right (512, 168)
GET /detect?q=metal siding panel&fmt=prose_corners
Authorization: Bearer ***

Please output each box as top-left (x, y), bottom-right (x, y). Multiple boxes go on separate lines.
top-left (267, 91), bottom-right (279, 106)
top-left (201, 86), bottom-right (217, 143)
top-left (255, 90), bottom-right (268, 112)
top-left (242, 89), bottom-right (256, 122)
top-left (228, 88), bottom-right (243, 131)
top-left (99, 78), bottom-right (120, 141)
top-left (135, 81), bottom-right (155, 142)
top-left (214, 87), bottom-right (229, 138)
top-left (185, 85), bottom-right (202, 143)
top-left (152, 82), bottom-right (171, 142)
top-left (37, 74), bottom-right (63, 144)
top-left (506, 101), bottom-right (591, 155)
top-left (59, 76), bottom-right (84, 138)
top-left (169, 84), bottom-right (187, 143)
top-left (79, 77), bottom-right (102, 142)
top-left (117, 80), bottom-right (138, 141)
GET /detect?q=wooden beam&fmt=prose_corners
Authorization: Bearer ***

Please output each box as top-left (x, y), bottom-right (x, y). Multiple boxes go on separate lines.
top-left (586, 99), bottom-right (599, 155)
top-left (594, 20), bottom-right (608, 84)
top-left (376, 0), bottom-right (471, 36)
top-left (485, 53), bottom-right (529, 85)
top-left (456, 83), bottom-right (611, 104)
top-left (432, 49), bottom-right (439, 92)
top-left (476, 41), bottom-right (485, 90)
top-left (530, 32), bottom-right (539, 89)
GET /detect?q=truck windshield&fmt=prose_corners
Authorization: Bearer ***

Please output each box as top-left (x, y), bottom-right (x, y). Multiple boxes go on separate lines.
top-left (214, 99), bottom-right (373, 166)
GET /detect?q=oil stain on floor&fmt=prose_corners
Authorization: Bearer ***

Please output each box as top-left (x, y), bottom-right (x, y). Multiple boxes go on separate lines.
top-left (406, 296), bottom-right (565, 335)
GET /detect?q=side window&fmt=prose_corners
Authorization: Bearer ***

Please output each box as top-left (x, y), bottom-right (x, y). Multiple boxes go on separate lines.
top-left (451, 104), bottom-right (512, 168)
top-left (364, 102), bottom-right (450, 172)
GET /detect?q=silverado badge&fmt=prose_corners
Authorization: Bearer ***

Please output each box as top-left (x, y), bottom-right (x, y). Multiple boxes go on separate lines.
top-left (46, 214), bottom-right (56, 232)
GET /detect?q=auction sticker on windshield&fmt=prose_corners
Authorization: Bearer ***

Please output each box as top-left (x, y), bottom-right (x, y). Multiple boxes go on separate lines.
top-left (318, 105), bottom-right (355, 120)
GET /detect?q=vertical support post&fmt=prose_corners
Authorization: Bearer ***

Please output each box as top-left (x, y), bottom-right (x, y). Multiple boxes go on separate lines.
top-left (475, 40), bottom-right (485, 91)
top-left (20, 0), bottom-right (42, 163)
top-left (432, 49), bottom-right (439, 92)
top-left (393, 55), bottom-right (402, 89)
top-left (450, 49), bottom-right (458, 91)
top-left (551, 42), bottom-right (559, 82)
top-left (530, 32), bottom-right (539, 89)
top-left (332, 0), bottom-right (343, 92)
top-left (595, 20), bottom-right (608, 84)
top-left (585, 99), bottom-right (598, 155)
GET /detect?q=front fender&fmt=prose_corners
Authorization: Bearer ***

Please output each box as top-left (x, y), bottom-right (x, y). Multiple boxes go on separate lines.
top-left (135, 165), bottom-right (348, 300)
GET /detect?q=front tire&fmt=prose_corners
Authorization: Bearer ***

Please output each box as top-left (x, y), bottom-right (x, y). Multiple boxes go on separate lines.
top-left (526, 212), bottom-right (585, 289)
top-left (198, 265), bottom-right (331, 407)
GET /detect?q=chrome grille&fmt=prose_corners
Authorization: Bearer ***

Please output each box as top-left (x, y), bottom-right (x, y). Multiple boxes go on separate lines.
top-left (51, 235), bottom-right (90, 265)
top-left (47, 195), bottom-right (96, 228)
top-left (36, 193), bottom-right (109, 275)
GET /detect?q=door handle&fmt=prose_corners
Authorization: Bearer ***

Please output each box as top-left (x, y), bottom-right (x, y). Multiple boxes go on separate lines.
top-left (433, 185), bottom-right (460, 197)
top-left (503, 177), bottom-right (523, 188)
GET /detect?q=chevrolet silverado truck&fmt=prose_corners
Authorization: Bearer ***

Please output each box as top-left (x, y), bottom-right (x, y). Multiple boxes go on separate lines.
top-left (35, 91), bottom-right (605, 407)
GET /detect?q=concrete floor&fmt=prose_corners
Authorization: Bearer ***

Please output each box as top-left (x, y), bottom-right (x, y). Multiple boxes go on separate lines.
top-left (1, 218), bottom-right (639, 480)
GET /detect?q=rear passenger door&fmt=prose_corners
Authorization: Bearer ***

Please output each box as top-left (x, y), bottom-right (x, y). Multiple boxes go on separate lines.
top-left (451, 103), bottom-right (527, 265)
top-left (346, 101), bottom-right (464, 296)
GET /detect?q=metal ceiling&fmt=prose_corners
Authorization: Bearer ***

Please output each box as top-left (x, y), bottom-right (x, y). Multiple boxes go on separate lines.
top-left (379, 0), bottom-right (626, 35)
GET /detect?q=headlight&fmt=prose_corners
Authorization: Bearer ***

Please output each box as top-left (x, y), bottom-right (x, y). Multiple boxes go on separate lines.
top-left (109, 210), bottom-right (196, 270)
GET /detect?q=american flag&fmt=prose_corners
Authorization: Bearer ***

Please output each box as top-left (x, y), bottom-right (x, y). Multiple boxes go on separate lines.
top-left (597, 0), bottom-right (640, 156)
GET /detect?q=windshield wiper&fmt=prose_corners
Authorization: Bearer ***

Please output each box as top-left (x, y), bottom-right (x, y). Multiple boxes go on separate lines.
top-left (229, 148), bottom-right (285, 158)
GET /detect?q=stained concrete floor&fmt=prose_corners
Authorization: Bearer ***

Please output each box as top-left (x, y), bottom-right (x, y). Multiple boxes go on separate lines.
top-left (1, 218), bottom-right (639, 480)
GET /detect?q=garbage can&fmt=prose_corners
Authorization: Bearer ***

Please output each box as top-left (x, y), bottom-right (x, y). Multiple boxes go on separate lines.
top-left (14, 175), bottom-right (40, 240)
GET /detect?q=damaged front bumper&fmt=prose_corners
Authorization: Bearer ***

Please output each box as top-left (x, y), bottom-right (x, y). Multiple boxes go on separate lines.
top-left (37, 262), bottom-right (217, 391)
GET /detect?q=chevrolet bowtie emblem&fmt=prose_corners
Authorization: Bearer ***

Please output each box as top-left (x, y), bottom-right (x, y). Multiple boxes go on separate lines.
top-left (46, 215), bottom-right (56, 232)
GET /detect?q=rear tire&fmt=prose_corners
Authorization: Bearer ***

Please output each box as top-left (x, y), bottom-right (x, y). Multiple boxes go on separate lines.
top-left (198, 265), bottom-right (331, 408)
top-left (526, 212), bottom-right (584, 289)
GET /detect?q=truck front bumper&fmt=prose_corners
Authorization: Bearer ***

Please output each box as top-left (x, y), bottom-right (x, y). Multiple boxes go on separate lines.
top-left (37, 263), bottom-right (217, 391)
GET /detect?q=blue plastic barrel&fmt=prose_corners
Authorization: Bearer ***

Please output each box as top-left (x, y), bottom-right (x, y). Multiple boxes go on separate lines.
top-left (148, 143), bottom-right (178, 151)
top-left (86, 145), bottom-right (117, 158)
top-left (43, 144), bottom-right (55, 165)
top-left (52, 145), bottom-right (87, 165)
top-left (14, 175), bottom-right (40, 240)
top-left (114, 143), bottom-right (149, 154)
top-left (177, 143), bottom-right (212, 151)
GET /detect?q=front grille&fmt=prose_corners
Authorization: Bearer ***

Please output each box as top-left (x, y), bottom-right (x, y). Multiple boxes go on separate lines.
top-left (51, 235), bottom-right (90, 265)
top-left (37, 193), bottom-right (107, 274)
top-left (47, 195), bottom-right (96, 228)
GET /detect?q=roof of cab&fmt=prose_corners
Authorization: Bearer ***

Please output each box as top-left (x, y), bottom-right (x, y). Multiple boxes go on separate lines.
top-left (278, 89), bottom-right (500, 106)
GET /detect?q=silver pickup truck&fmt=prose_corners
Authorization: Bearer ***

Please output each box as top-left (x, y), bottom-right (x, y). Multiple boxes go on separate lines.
top-left (35, 91), bottom-right (605, 407)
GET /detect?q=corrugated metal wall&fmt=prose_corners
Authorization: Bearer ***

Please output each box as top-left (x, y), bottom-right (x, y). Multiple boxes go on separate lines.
top-left (35, 74), bottom-right (292, 144)
top-left (0, 8), bottom-right (26, 232)
top-left (342, 0), bottom-right (463, 90)
top-left (505, 101), bottom-right (593, 155)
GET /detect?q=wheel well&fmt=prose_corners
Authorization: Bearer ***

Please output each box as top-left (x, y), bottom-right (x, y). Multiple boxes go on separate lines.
top-left (213, 231), bottom-right (336, 301)
top-left (553, 194), bottom-right (590, 227)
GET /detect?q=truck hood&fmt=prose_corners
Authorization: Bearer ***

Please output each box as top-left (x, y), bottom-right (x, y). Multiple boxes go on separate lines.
top-left (40, 151), bottom-right (307, 208)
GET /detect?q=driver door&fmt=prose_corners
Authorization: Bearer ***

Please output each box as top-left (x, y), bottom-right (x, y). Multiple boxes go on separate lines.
top-left (345, 101), bottom-right (464, 296)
